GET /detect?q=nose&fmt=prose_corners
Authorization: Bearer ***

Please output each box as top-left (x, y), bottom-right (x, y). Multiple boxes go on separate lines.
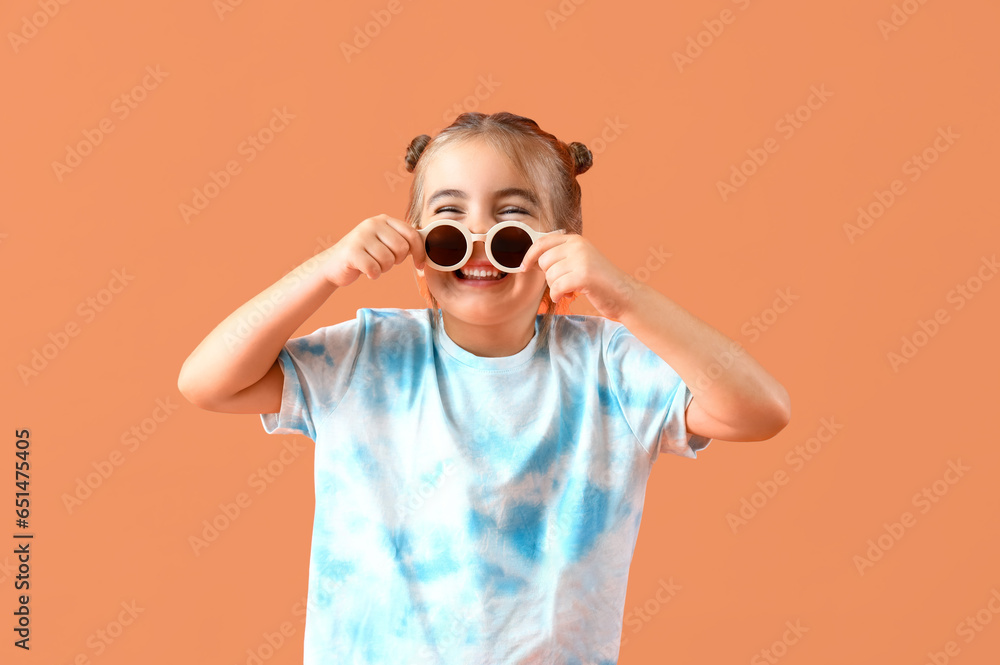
top-left (464, 202), bottom-right (496, 233)
top-left (467, 239), bottom-right (488, 263)
top-left (466, 218), bottom-right (492, 257)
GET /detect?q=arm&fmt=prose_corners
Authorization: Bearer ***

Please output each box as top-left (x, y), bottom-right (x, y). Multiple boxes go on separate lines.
top-left (617, 279), bottom-right (791, 442)
top-left (177, 247), bottom-right (338, 413)
top-left (177, 214), bottom-right (426, 414)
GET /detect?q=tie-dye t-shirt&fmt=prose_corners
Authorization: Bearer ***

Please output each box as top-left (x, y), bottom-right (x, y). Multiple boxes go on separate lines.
top-left (260, 307), bottom-right (712, 665)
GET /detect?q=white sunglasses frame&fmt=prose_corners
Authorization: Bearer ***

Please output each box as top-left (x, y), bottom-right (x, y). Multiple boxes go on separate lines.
top-left (417, 220), bottom-right (565, 273)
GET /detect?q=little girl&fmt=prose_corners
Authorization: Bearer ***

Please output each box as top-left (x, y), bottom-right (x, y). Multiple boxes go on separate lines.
top-left (178, 111), bottom-right (790, 664)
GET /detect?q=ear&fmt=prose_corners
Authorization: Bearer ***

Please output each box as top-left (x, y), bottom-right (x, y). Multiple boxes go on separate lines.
top-left (414, 269), bottom-right (435, 308)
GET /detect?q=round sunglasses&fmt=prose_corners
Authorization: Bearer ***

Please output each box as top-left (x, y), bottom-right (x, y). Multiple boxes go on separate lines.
top-left (417, 220), bottom-right (565, 273)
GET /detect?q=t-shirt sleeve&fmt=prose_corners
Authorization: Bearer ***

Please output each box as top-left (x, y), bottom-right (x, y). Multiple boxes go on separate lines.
top-left (603, 322), bottom-right (713, 462)
top-left (259, 313), bottom-right (364, 440)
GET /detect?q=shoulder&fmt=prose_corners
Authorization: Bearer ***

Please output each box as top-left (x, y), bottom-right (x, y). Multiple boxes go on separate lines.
top-left (547, 314), bottom-right (621, 351)
top-left (359, 307), bottom-right (433, 330)
top-left (355, 307), bottom-right (434, 346)
top-left (288, 308), bottom-right (429, 346)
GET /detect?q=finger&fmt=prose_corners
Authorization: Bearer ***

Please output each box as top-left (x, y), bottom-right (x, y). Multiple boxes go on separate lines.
top-left (366, 243), bottom-right (395, 275)
top-left (386, 217), bottom-right (426, 269)
top-left (550, 277), bottom-right (572, 303)
top-left (522, 235), bottom-right (566, 272)
top-left (356, 251), bottom-right (381, 280)
top-left (546, 264), bottom-right (572, 301)
top-left (375, 224), bottom-right (411, 266)
top-left (518, 245), bottom-right (534, 272)
top-left (519, 237), bottom-right (550, 271)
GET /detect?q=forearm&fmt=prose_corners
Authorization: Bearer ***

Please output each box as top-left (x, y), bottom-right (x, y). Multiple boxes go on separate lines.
top-left (617, 278), bottom-right (790, 431)
top-left (178, 248), bottom-right (338, 404)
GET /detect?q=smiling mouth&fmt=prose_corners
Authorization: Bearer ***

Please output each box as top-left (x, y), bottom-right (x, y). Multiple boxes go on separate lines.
top-left (455, 269), bottom-right (509, 281)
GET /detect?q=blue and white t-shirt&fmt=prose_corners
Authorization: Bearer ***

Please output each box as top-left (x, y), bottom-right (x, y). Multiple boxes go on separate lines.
top-left (260, 307), bottom-right (712, 665)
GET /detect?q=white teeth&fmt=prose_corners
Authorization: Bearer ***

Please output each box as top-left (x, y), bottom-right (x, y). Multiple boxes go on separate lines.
top-left (461, 268), bottom-right (503, 279)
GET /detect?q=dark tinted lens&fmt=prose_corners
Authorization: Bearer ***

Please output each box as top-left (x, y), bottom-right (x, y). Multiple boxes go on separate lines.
top-left (490, 226), bottom-right (532, 269)
top-left (426, 226), bottom-right (467, 268)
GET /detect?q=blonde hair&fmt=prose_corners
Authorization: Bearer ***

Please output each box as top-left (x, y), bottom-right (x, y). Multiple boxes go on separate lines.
top-left (403, 111), bottom-right (593, 349)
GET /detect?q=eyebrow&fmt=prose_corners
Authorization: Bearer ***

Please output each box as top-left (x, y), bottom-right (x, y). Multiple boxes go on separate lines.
top-left (426, 187), bottom-right (540, 209)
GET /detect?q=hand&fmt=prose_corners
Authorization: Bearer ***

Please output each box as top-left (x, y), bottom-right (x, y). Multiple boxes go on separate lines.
top-left (518, 232), bottom-right (639, 320)
top-left (321, 214), bottom-right (426, 288)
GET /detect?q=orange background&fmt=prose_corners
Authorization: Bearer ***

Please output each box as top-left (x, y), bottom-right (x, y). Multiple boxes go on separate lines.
top-left (4, 0), bottom-right (1000, 663)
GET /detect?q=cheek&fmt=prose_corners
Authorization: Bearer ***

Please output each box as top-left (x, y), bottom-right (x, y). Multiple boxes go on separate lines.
top-left (525, 272), bottom-right (550, 294)
top-left (524, 268), bottom-right (547, 284)
top-left (423, 271), bottom-right (454, 291)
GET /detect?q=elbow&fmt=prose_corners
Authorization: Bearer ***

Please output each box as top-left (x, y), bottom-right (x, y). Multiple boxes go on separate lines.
top-left (765, 387), bottom-right (792, 438)
top-left (177, 371), bottom-right (198, 407)
top-left (743, 387), bottom-right (791, 442)
top-left (177, 363), bottom-right (211, 409)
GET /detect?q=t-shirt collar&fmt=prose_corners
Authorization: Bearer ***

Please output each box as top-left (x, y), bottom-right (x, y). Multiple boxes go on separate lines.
top-left (432, 308), bottom-right (540, 371)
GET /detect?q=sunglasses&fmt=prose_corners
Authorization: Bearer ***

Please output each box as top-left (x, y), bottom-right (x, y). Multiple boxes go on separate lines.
top-left (417, 220), bottom-right (565, 273)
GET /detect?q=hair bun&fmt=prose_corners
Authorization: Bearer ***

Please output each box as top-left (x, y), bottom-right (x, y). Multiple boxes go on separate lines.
top-left (404, 134), bottom-right (432, 173)
top-left (568, 141), bottom-right (593, 175)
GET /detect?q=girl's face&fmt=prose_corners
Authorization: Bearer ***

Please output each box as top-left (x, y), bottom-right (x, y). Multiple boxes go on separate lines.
top-left (416, 138), bottom-right (551, 328)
